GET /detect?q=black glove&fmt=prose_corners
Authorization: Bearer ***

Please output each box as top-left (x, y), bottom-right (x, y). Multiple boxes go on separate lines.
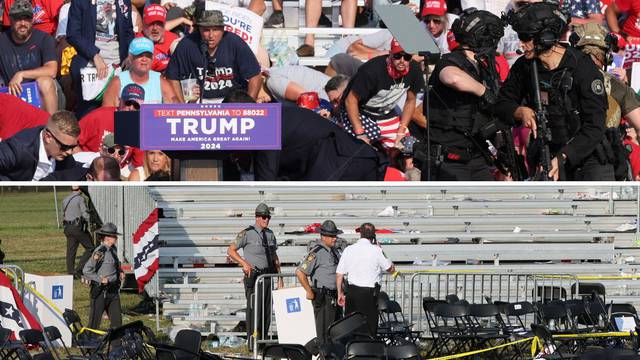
top-left (479, 87), bottom-right (498, 111)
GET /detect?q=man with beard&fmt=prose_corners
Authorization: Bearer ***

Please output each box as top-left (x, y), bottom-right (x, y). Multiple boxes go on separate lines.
top-left (165, 9), bottom-right (261, 103)
top-left (0, 0), bottom-right (59, 114)
top-left (497, 2), bottom-right (614, 180)
top-left (135, 4), bottom-right (180, 73)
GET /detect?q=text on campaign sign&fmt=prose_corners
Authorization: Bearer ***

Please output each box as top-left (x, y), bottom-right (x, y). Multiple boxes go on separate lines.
top-left (139, 103), bottom-right (281, 150)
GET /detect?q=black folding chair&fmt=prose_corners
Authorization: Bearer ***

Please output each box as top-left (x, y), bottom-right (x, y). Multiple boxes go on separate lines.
top-left (0, 327), bottom-right (22, 360)
top-left (43, 325), bottom-right (88, 360)
top-left (322, 312), bottom-right (373, 360)
top-left (149, 328), bottom-right (202, 360)
top-left (377, 299), bottom-right (419, 345)
top-left (90, 320), bottom-right (156, 360)
top-left (262, 344), bottom-right (312, 360)
top-left (502, 301), bottom-right (537, 359)
top-left (467, 304), bottom-right (509, 352)
top-left (62, 308), bottom-right (103, 357)
top-left (345, 339), bottom-right (386, 360)
top-left (530, 324), bottom-right (579, 359)
top-left (386, 343), bottom-right (421, 360)
top-left (430, 303), bottom-right (473, 357)
top-left (18, 329), bottom-right (55, 360)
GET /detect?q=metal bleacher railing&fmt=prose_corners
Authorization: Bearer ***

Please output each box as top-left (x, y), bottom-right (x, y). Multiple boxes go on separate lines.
top-left (147, 185), bottom-right (640, 339)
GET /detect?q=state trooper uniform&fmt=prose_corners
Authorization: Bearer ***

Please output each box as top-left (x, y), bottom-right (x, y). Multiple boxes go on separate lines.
top-left (296, 220), bottom-right (343, 342)
top-left (83, 223), bottom-right (123, 330)
top-left (232, 203), bottom-right (279, 345)
top-left (62, 187), bottom-right (94, 277)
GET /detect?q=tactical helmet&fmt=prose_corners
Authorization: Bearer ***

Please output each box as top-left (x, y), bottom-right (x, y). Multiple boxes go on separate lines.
top-left (451, 8), bottom-right (504, 51)
top-left (505, 2), bottom-right (568, 51)
top-left (571, 23), bottom-right (608, 49)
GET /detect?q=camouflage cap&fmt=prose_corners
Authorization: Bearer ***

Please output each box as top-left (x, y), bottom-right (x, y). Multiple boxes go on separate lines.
top-left (255, 203), bottom-right (271, 217)
top-left (196, 9), bottom-right (224, 27)
top-left (572, 23), bottom-right (608, 49)
top-left (9, 0), bottom-right (33, 19)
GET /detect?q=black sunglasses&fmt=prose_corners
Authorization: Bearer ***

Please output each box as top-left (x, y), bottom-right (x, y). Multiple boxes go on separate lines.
top-left (392, 53), bottom-right (412, 61)
top-left (425, 17), bottom-right (443, 25)
top-left (260, 215), bottom-right (271, 220)
top-left (125, 100), bottom-right (140, 110)
top-left (518, 33), bottom-right (533, 42)
top-left (107, 147), bottom-right (126, 156)
top-left (46, 128), bottom-right (77, 151)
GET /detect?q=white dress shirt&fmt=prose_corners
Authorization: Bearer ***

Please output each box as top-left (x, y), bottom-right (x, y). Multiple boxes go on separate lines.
top-left (32, 130), bottom-right (56, 181)
top-left (336, 238), bottom-right (393, 288)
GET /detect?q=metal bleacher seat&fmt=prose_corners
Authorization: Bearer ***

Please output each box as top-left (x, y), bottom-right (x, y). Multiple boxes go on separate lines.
top-left (147, 185), bottom-right (640, 336)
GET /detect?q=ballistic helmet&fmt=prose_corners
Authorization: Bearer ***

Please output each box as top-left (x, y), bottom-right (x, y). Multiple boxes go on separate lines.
top-left (451, 8), bottom-right (504, 52)
top-left (505, 2), bottom-right (568, 52)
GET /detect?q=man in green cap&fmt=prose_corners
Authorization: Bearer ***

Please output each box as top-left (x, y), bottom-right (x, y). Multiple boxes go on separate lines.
top-left (296, 220), bottom-right (343, 343)
top-left (228, 203), bottom-right (283, 349)
top-left (82, 222), bottom-right (124, 329)
top-left (165, 7), bottom-right (262, 103)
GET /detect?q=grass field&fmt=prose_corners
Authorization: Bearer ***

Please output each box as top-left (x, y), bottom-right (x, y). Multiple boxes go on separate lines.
top-left (0, 188), bottom-right (170, 334)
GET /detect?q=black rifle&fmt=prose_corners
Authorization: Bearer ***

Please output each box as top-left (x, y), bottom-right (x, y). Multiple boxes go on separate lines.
top-left (475, 51), bottom-right (525, 180)
top-left (531, 60), bottom-right (552, 181)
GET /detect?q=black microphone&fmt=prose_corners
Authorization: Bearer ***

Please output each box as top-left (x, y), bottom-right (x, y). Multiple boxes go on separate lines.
top-left (516, 49), bottom-right (524, 55)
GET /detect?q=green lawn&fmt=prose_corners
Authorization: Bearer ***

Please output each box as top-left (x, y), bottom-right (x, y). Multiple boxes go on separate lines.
top-left (0, 188), bottom-right (170, 334)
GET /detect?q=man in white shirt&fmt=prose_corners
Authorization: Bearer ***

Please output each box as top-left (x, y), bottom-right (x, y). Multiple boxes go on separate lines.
top-left (336, 223), bottom-right (395, 336)
top-left (0, 110), bottom-right (82, 181)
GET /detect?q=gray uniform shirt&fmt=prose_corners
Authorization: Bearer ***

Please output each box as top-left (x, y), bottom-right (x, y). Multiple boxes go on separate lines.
top-left (297, 242), bottom-right (340, 290)
top-left (234, 225), bottom-right (278, 270)
top-left (62, 192), bottom-right (90, 222)
top-left (83, 244), bottom-right (120, 283)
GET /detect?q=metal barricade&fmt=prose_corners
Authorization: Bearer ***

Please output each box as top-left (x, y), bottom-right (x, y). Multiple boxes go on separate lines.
top-left (407, 271), bottom-right (579, 334)
top-left (1, 264), bottom-right (25, 296)
top-left (252, 272), bottom-right (300, 359)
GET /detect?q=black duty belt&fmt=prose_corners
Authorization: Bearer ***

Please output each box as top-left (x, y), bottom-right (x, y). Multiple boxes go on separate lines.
top-left (63, 219), bottom-right (82, 226)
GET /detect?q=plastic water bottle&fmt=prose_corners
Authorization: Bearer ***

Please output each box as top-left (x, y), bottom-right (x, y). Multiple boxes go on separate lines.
top-left (189, 303), bottom-right (195, 318)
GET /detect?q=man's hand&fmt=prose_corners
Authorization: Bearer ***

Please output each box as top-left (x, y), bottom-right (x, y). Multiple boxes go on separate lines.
top-left (94, 54), bottom-right (108, 80)
top-left (120, 272), bottom-right (125, 282)
top-left (242, 262), bottom-right (252, 276)
top-left (611, 67), bottom-right (628, 84)
top-left (305, 289), bottom-right (315, 300)
top-left (356, 134), bottom-right (370, 144)
top-left (548, 155), bottom-right (562, 181)
top-left (514, 106), bottom-right (537, 138)
top-left (337, 293), bottom-right (345, 307)
top-left (8, 72), bottom-right (24, 96)
top-left (277, 278), bottom-right (284, 289)
top-left (100, 276), bottom-right (108, 284)
top-left (189, 84), bottom-right (201, 103)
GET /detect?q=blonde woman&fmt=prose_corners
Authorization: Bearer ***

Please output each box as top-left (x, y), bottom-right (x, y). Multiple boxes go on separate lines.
top-left (128, 150), bottom-right (171, 181)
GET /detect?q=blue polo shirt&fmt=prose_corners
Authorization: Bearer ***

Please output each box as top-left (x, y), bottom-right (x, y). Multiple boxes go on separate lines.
top-left (165, 31), bottom-right (260, 100)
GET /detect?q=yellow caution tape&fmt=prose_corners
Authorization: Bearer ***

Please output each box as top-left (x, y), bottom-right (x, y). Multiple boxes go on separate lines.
top-left (428, 331), bottom-right (637, 360)
top-left (427, 337), bottom-right (535, 360)
top-left (5, 271), bottom-right (107, 337)
top-left (536, 275), bottom-right (640, 280)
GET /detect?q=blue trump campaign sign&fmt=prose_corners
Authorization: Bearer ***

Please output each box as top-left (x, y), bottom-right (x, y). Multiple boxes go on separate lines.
top-left (139, 103), bottom-right (281, 151)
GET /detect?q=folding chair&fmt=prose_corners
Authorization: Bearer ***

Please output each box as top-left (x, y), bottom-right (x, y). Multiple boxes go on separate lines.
top-left (386, 343), bottom-right (420, 360)
top-left (377, 299), bottom-right (419, 345)
top-left (262, 344), bottom-right (312, 360)
top-left (345, 339), bottom-right (386, 360)
top-left (149, 329), bottom-right (202, 360)
top-left (322, 312), bottom-right (373, 360)
top-left (530, 324), bottom-right (579, 359)
top-left (0, 327), bottom-right (22, 360)
top-left (62, 308), bottom-right (103, 357)
top-left (502, 301), bottom-right (537, 360)
top-left (421, 297), bottom-right (450, 357)
top-left (571, 283), bottom-right (605, 303)
top-left (430, 303), bottom-right (473, 357)
top-left (18, 329), bottom-right (56, 360)
top-left (43, 326), bottom-right (88, 360)
top-left (467, 304), bottom-right (509, 352)
top-left (89, 321), bottom-right (155, 360)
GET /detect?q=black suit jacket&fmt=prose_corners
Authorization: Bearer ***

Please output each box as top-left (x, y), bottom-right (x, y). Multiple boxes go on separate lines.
top-left (0, 126), bottom-right (84, 181)
top-left (254, 106), bottom-right (387, 181)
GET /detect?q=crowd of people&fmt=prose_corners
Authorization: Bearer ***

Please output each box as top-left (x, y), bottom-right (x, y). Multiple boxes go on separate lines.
top-left (0, 0), bottom-right (639, 181)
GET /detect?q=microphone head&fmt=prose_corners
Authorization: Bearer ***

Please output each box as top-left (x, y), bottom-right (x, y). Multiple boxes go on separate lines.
top-left (516, 49), bottom-right (524, 55)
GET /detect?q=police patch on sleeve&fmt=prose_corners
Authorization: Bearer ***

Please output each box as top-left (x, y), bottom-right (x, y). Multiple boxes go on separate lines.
top-left (591, 79), bottom-right (604, 95)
